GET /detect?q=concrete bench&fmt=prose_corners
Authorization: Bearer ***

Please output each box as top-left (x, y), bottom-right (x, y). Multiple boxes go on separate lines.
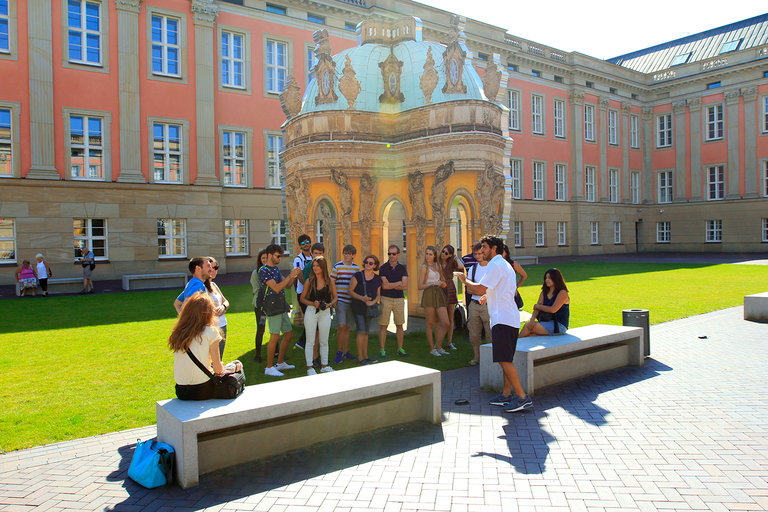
top-left (156, 360), bottom-right (441, 488)
top-left (122, 272), bottom-right (188, 291)
top-left (480, 324), bottom-right (644, 396)
top-left (514, 255), bottom-right (538, 266)
top-left (48, 277), bottom-right (85, 294)
top-left (744, 292), bottom-right (768, 323)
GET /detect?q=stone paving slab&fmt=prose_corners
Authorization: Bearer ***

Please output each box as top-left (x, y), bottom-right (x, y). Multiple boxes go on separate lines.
top-left (2, 306), bottom-right (767, 511)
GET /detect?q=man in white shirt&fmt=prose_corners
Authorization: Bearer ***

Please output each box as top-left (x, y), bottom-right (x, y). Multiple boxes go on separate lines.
top-left (456, 235), bottom-right (532, 413)
top-left (293, 234), bottom-right (313, 350)
top-left (465, 242), bottom-right (491, 366)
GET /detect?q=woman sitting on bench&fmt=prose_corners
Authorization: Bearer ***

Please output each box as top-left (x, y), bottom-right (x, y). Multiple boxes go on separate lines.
top-left (519, 268), bottom-right (570, 337)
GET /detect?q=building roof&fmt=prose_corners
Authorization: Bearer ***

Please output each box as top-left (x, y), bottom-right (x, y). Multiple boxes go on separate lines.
top-left (606, 13), bottom-right (768, 73)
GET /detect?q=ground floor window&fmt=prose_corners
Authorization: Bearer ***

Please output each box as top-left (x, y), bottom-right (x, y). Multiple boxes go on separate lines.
top-left (73, 219), bottom-right (108, 260)
top-left (590, 221), bottom-right (599, 245)
top-left (157, 219), bottom-right (186, 258)
top-left (706, 220), bottom-right (722, 243)
top-left (534, 221), bottom-right (544, 246)
top-left (763, 218), bottom-right (768, 243)
top-left (557, 221), bottom-right (566, 246)
top-left (0, 217), bottom-right (15, 263)
top-left (614, 222), bottom-right (621, 244)
top-left (657, 221), bottom-right (670, 243)
top-left (513, 221), bottom-right (522, 247)
top-left (224, 219), bottom-right (248, 255)
top-left (270, 220), bottom-right (288, 248)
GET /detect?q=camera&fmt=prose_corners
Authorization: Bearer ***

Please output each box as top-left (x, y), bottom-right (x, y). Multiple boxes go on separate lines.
top-left (317, 301), bottom-right (327, 311)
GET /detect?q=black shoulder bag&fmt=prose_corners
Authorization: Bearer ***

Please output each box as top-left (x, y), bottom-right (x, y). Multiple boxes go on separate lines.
top-left (186, 350), bottom-right (245, 399)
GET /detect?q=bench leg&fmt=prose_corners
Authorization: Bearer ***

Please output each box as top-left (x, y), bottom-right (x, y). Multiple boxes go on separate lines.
top-left (157, 405), bottom-right (199, 489)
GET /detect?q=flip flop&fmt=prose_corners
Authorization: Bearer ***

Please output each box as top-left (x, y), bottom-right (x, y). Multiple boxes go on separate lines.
top-left (468, 359), bottom-right (478, 366)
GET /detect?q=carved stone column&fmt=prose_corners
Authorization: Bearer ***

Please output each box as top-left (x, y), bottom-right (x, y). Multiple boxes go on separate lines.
top-left (115, 0), bottom-right (145, 183)
top-left (742, 87), bottom-right (758, 198)
top-left (191, 0), bottom-right (219, 186)
top-left (620, 102), bottom-right (631, 202)
top-left (641, 107), bottom-right (654, 203)
top-left (568, 90), bottom-right (584, 201)
top-left (673, 100), bottom-right (687, 202)
top-left (26, 0), bottom-right (58, 179)
top-left (724, 89), bottom-right (741, 199)
top-left (687, 98), bottom-right (702, 201)
top-left (598, 96), bottom-right (609, 202)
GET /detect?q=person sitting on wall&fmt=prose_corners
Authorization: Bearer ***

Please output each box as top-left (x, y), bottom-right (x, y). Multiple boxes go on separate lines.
top-left (519, 268), bottom-right (570, 337)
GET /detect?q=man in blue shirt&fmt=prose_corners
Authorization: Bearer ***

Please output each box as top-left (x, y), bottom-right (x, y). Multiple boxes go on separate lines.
top-left (378, 245), bottom-right (409, 359)
top-left (173, 257), bottom-right (211, 314)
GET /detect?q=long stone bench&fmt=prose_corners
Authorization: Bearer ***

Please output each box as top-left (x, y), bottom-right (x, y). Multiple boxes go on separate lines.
top-left (122, 272), bottom-right (188, 290)
top-left (156, 360), bottom-right (441, 489)
top-left (16, 277), bottom-right (85, 295)
top-left (514, 255), bottom-right (538, 266)
top-left (480, 324), bottom-right (644, 396)
top-left (744, 292), bottom-right (768, 323)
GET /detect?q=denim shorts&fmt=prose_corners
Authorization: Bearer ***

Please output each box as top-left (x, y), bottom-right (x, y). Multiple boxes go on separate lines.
top-left (538, 320), bottom-right (568, 335)
top-left (353, 312), bottom-right (372, 333)
top-left (336, 301), bottom-right (352, 327)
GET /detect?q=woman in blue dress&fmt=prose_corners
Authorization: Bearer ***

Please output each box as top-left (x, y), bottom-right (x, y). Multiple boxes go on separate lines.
top-left (519, 268), bottom-right (570, 337)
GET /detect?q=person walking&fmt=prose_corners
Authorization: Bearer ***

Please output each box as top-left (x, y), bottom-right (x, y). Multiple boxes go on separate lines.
top-left (300, 256), bottom-right (337, 375)
top-left (348, 254), bottom-right (382, 365)
top-left (418, 246), bottom-right (450, 356)
top-left (79, 245), bottom-right (95, 294)
top-left (378, 244), bottom-right (409, 359)
top-left (34, 254), bottom-right (52, 296)
top-left (455, 234), bottom-right (532, 413)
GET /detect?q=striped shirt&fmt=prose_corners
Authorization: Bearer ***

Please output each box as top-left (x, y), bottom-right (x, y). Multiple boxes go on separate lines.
top-left (331, 261), bottom-right (360, 304)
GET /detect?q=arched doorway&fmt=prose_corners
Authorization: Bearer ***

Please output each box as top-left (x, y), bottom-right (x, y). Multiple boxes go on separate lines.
top-left (447, 192), bottom-right (474, 258)
top-left (381, 197), bottom-right (408, 260)
top-left (313, 197), bottom-right (337, 263)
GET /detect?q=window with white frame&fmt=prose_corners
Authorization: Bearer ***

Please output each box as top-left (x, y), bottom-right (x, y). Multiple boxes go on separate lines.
top-left (510, 159), bottom-right (522, 199)
top-left (657, 113), bottom-right (672, 148)
top-left (221, 30), bottom-right (244, 88)
top-left (67, 0), bottom-right (102, 65)
top-left (557, 221), bottom-right (566, 246)
top-left (764, 160), bottom-right (768, 197)
top-left (316, 219), bottom-right (324, 244)
top-left (706, 220), bottom-right (722, 243)
top-left (609, 168), bottom-right (619, 203)
top-left (534, 221), bottom-right (544, 246)
top-left (630, 171), bottom-right (641, 204)
top-left (267, 133), bottom-right (283, 189)
top-left (585, 166), bottom-right (596, 202)
top-left (0, 217), bottom-right (15, 263)
top-left (151, 14), bottom-right (180, 76)
top-left (222, 130), bottom-right (246, 186)
top-left (658, 170), bottom-right (673, 203)
top-left (657, 221), bottom-right (670, 243)
top-left (266, 39), bottom-right (287, 94)
top-left (630, 115), bottom-right (639, 148)
top-left (306, 46), bottom-right (317, 86)
top-left (0, 0), bottom-right (9, 54)
top-left (508, 90), bottom-right (520, 131)
top-left (590, 221), bottom-right (599, 245)
top-left (402, 220), bottom-right (407, 252)
top-left (153, 122), bottom-right (182, 183)
top-left (707, 165), bottom-right (724, 200)
top-left (513, 221), bottom-right (522, 247)
top-left (614, 222), bottom-right (621, 244)
top-left (555, 163), bottom-right (566, 201)
top-left (763, 218), bottom-right (768, 243)
top-left (157, 219), bottom-right (186, 258)
top-left (764, 96), bottom-right (768, 133)
top-left (705, 104), bottom-right (724, 141)
top-left (0, 107), bottom-right (10, 176)
top-left (531, 95), bottom-right (543, 134)
top-left (270, 219), bottom-right (288, 247)
top-left (69, 115), bottom-right (104, 180)
top-left (74, 219), bottom-right (108, 260)
top-left (608, 109), bottom-right (619, 145)
top-left (554, 98), bottom-right (565, 138)
top-left (532, 161), bottom-right (544, 200)
top-left (224, 219), bottom-right (248, 255)
top-left (584, 104), bottom-right (595, 141)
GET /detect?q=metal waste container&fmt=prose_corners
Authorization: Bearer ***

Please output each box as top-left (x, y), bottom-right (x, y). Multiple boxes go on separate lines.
top-left (622, 309), bottom-right (650, 357)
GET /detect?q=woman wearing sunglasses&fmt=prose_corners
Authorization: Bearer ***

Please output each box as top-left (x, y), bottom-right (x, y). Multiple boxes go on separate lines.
top-left (205, 257), bottom-right (230, 358)
top-left (348, 255), bottom-right (382, 365)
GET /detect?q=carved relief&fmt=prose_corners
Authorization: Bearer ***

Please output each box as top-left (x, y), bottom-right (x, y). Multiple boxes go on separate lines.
top-left (318, 201), bottom-right (333, 246)
top-left (280, 75), bottom-right (303, 120)
top-left (724, 89), bottom-right (741, 105)
top-left (621, 102), bottom-right (632, 114)
top-left (379, 52), bottom-right (405, 104)
top-left (358, 173), bottom-right (379, 256)
top-left (672, 100), bottom-right (687, 115)
top-left (285, 174), bottom-right (312, 251)
top-left (191, 0), bottom-right (218, 25)
top-left (687, 97), bottom-right (702, 112)
top-left (475, 161), bottom-right (505, 236)
top-left (598, 96), bottom-right (609, 110)
top-left (408, 170), bottom-right (427, 265)
top-left (338, 54), bottom-right (362, 110)
top-left (741, 87), bottom-right (758, 101)
top-left (482, 58), bottom-right (502, 103)
top-left (313, 29), bottom-right (338, 105)
top-left (641, 106), bottom-right (654, 120)
top-left (429, 161), bottom-right (455, 250)
top-left (441, 16), bottom-right (468, 94)
top-left (568, 90), bottom-right (585, 106)
top-left (419, 46), bottom-right (439, 104)
top-left (313, 29), bottom-right (332, 57)
top-left (330, 168), bottom-right (355, 246)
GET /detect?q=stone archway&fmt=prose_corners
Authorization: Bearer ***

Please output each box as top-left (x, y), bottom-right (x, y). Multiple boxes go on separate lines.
top-left (446, 188), bottom-right (477, 257)
top-left (380, 195), bottom-right (408, 259)
top-left (312, 196), bottom-right (338, 263)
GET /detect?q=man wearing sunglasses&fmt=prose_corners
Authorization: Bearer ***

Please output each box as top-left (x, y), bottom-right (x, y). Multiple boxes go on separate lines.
top-left (293, 234), bottom-right (314, 350)
top-left (378, 245), bottom-right (409, 359)
top-left (173, 257), bottom-right (212, 314)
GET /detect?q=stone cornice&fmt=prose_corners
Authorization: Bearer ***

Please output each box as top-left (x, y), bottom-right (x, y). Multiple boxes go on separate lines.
top-left (114, 0), bottom-right (141, 14)
top-left (724, 89), bottom-right (741, 105)
top-left (598, 96), bottom-right (609, 110)
top-left (649, 60), bottom-right (767, 93)
top-left (621, 102), bottom-right (631, 113)
top-left (742, 86), bottom-right (758, 102)
top-left (672, 101), bottom-right (687, 115)
top-left (687, 97), bottom-right (702, 112)
top-left (191, 0), bottom-right (218, 26)
top-left (568, 90), bottom-right (584, 106)
top-left (641, 106), bottom-right (653, 120)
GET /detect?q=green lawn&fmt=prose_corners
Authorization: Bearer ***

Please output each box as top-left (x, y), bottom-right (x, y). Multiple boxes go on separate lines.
top-left (1, 262), bottom-right (765, 453)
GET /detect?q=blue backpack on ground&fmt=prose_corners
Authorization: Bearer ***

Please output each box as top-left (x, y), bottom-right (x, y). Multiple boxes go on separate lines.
top-left (128, 439), bottom-right (175, 488)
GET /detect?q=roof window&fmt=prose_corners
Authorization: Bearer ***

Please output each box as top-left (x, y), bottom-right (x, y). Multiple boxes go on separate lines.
top-left (671, 52), bottom-right (691, 66)
top-left (720, 39), bottom-right (741, 54)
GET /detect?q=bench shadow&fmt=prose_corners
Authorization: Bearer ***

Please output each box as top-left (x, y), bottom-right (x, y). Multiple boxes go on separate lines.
top-left (470, 358), bottom-right (673, 475)
top-left (104, 420), bottom-right (445, 512)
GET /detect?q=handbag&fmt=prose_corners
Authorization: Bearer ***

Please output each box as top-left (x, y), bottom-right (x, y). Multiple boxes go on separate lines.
top-left (514, 292), bottom-right (524, 309)
top-left (186, 350), bottom-right (245, 399)
top-left (537, 311), bottom-right (554, 322)
top-left (47, 267), bottom-right (52, 278)
top-left (128, 439), bottom-right (175, 488)
top-left (363, 276), bottom-right (380, 318)
top-left (262, 289), bottom-right (287, 316)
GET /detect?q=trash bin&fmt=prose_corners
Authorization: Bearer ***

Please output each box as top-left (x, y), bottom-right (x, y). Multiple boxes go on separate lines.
top-left (622, 309), bottom-right (650, 357)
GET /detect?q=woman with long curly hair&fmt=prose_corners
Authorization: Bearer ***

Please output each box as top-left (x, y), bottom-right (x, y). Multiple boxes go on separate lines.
top-left (300, 256), bottom-right (337, 375)
top-left (519, 268), bottom-right (570, 337)
top-left (418, 246), bottom-right (450, 356)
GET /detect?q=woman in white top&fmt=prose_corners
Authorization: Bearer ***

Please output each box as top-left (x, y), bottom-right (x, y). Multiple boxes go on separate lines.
top-left (34, 253), bottom-right (52, 296)
top-left (418, 245), bottom-right (450, 356)
top-left (205, 257), bottom-right (230, 359)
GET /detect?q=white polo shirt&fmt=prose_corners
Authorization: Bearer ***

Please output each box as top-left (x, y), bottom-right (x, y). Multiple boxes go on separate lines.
top-left (479, 254), bottom-right (520, 328)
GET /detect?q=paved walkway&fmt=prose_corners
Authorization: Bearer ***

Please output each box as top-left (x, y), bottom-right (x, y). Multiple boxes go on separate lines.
top-left (2, 306), bottom-right (767, 511)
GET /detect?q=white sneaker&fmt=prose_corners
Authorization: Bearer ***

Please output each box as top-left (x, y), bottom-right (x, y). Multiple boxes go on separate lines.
top-left (448, 343), bottom-right (457, 350)
top-left (307, 368), bottom-right (317, 376)
top-left (430, 349), bottom-right (441, 356)
top-left (276, 362), bottom-right (295, 371)
top-left (265, 366), bottom-right (284, 377)
top-left (320, 366), bottom-right (335, 373)
top-left (438, 348), bottom-right (449, 355)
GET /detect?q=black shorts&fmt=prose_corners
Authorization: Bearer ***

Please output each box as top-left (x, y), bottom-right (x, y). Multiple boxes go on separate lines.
top-left (491, 324), bottom-right (519, 363)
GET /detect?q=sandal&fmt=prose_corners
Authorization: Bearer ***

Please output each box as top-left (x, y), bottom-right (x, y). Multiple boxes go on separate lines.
top-left (468, 359), bottom-right (479, 366)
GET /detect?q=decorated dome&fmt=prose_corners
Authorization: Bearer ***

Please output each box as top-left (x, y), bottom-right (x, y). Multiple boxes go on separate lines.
top-left (298, 17), bottom-right (490, 115)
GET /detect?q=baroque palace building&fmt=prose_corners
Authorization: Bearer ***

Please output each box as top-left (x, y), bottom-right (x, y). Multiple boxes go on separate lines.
top-left (0, 0), bottom-right (766, 284)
